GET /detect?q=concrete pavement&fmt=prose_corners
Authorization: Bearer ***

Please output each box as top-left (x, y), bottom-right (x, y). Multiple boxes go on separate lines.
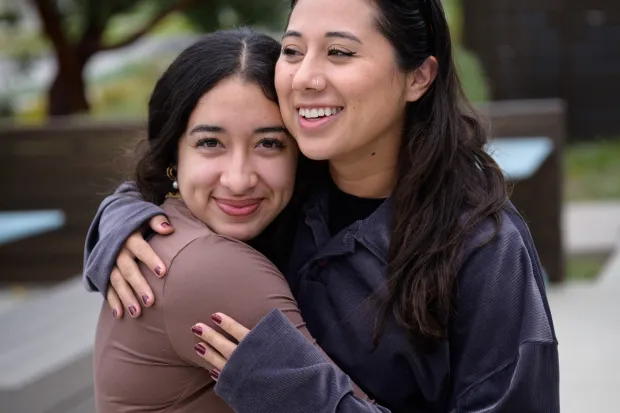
top-left (551, 200), bottom-right (620, 412)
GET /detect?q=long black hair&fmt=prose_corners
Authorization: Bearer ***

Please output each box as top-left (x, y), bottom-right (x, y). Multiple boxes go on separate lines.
top-left (289, 0), bottom-right (508, 344)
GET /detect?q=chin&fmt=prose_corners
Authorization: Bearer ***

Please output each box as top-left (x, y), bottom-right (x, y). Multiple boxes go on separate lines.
top-left (216, 224), bottom-right (263, 242)
top-left (296, 138), bottom-right (337, 161)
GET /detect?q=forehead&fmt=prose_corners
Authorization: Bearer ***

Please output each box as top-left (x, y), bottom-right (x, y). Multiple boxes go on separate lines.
top-left (187, 78), bottom-right (282, 132)
top-left (288, 0), bottom-right (377, 34)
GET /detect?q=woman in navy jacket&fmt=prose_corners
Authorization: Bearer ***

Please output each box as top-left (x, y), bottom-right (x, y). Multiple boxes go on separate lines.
top-left (83, 0), bottom-right (559, 411)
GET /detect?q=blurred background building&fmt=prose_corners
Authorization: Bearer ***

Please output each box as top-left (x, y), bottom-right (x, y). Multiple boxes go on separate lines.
top-left (0, 0), bottom-right (618, 412)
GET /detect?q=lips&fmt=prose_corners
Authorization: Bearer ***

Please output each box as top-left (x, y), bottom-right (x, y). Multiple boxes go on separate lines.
top-left (297, 107), bottom-right (344, 130)
top-left (214, 198), bottom-right (262, 217)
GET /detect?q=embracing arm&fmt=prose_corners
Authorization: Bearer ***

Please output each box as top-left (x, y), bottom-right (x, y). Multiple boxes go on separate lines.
top-left (163, 235), bottom-right (371, 404)
top-left (209, 212), bottom-right (559, 413)
top-left (83, 181), bottom-right (165, 293)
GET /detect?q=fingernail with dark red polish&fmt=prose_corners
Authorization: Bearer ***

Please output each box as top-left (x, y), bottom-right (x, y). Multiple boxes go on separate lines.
top-left (210, 369), bottom-right (220, 381)
top-left (211, 313), bottom-right (222, 324)
top-left (154, 266), bottom-right (163, 277)
top-left (142, 295), bottom-right (149, 305)
top-left (191, 325), bottom-right (203, 335)
top-left (129, 305), bottom-right (137, 317)
top-left (161, 222), bottom-right (171, 229)
top-left (195, 343), bottom-right (207, 356)
top-left (112, 309), bottom-right (118, 318)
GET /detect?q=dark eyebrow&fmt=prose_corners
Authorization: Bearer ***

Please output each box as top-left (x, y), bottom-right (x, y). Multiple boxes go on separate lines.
top-left (189, 124), bottom-right (224, 134)
top-left (256, 126), bottom-right (288, 134)
top-left (325, 31), bottom-right (362, 43)
top-left (189, 125), bottom-right (287, 135)
top-left (282, 30), bottom-right (302, 40)
top-left (283, 30), bottom-right (362, 44)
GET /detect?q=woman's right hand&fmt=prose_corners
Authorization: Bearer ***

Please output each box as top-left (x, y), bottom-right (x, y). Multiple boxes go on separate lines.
top-left (107, 215), bottom-right (174, 319)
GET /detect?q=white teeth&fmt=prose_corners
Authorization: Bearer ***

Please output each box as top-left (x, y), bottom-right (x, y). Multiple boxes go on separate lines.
top-left (298, 107), bottom-right (342, 119)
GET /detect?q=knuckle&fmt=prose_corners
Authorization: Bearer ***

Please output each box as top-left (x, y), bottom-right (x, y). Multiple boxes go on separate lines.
top-left (118, 261), bottom-right (138, 281)
top-left (134, 244), bottom-right (151, 261)
top-left (109, 272), bottom-right (123, 289)
top-left (115, 253), bottom-right (130, 271)
top-left (128, 237), bottom-right (145, 255)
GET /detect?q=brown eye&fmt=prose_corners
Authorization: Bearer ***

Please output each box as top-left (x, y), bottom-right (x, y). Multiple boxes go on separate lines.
top-left (282, 47), bottom-right (301, 57)
top-left (196, 138), bottom-right (222, 148)
top-left (257, 138), bottom-right (286, 150)
top-left (328, 47), bottom-right (356, 57)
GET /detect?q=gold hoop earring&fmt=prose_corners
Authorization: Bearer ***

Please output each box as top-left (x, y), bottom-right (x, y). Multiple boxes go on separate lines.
top-left (166, 165), bottom-right (176, 181)
top-left (165, 166), bottom-right (181, 199)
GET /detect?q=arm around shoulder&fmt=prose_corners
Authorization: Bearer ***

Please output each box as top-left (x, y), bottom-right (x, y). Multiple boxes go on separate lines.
top-left (162, 235), bottom-right (376, 411)
top-left (83, 181), bottom-right (164, 293)
top-left (163, 234), bottom-right (310, 367)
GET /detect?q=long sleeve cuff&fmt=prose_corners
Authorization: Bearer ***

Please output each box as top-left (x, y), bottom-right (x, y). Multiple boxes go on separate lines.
top-left (215, 309), bottom-right (390, 413)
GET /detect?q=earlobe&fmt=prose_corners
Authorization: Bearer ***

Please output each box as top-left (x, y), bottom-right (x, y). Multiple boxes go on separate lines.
top-left (405, 56), bottom-right (439, 102)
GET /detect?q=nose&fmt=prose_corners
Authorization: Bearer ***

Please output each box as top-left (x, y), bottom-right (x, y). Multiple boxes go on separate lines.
top-left (220, 153), bottom-right (258, 195)
top-left (291, 52), bottom-right (325, 92)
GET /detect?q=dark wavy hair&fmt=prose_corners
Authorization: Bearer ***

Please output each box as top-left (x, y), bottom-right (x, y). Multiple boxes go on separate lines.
top-left (135, 28), bottom-right (282, 204)
top-left (134, 27), bottom-right (322, 266)
top-left (290, 0), bottom-right (508, 344)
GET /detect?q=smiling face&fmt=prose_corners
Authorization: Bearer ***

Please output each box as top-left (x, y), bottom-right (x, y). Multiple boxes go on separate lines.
top-left (176, 76), bottom-right (298, 241)
top-left (275, 0), bottom-right (412, 164)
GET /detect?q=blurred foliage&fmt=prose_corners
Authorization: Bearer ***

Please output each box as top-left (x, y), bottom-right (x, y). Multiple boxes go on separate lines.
top-left (182, 0), bottom-right (288, 31)
top-left (455, 48), bottom-right (490, 102)
top-left (1, 0), bottom-right (289, 116)
top-left (566, 253), bottom-right (609, 281)
top-left (565, 139), bottom-right (620, 201)
top-left (4, 0), bottom-right (490, 119)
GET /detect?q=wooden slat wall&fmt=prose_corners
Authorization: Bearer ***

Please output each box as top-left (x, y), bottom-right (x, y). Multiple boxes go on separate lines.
top-left (463, 0), bottom-right (620, 140)
top-left (0, 120), bottom-right (143, 283)
top-left (0, 100), bottom-right (566, 284)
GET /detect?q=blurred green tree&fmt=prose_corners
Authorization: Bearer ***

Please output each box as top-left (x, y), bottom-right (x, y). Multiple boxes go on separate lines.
top-left (21, 0), bottom-right (286, 117)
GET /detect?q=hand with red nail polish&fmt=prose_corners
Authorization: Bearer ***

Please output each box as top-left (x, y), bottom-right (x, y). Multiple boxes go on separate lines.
top-left (191, 314), bottom-right (250, 372)
top-left (104, 216), bottom-right (173, 319)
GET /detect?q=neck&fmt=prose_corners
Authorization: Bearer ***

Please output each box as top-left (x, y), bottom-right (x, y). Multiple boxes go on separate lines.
top-left (329, 135), bottom-right (400, 199)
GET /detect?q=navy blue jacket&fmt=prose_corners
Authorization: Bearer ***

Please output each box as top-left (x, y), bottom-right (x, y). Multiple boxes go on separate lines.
top-left (84, 182), bottom-right (559, 412)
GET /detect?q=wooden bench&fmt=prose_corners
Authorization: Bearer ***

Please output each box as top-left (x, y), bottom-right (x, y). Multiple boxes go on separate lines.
top-left (486, 136), bottom-right (555, 282)
top-left (487, 137), bottom-right (554, 181)
top-left (0, 276), bottom-right (101, 412)
top-left (0, 210), bottom-right (66, 245)
top-left (0, 120), bottom-right (141, 283)
top-left (478, 99), bottom-right (566, 283)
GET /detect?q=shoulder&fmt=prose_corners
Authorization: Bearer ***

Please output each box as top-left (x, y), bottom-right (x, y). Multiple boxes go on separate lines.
top-left (163, 233), bottom-right (289, 314)
top-left (171, 233), bottom-right (281, 279)
top-left (460, 202), bottom-right (536, 270)
top-left (454, 202), bottom-right (556, 342)
top-left (161, 232), bottom-right (299, 362)
top-left (147, 200), bottom-right (216, 265)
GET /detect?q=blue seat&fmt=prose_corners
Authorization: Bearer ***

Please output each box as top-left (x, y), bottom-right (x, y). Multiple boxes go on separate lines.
top-left (487, 137), bottom-right (554, 181)
top-left (0, 210), bottom-right (66, 245)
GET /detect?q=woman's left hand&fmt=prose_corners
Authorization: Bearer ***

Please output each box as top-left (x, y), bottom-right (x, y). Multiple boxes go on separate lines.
top-left (191, 313), bottom-right (250, 380)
